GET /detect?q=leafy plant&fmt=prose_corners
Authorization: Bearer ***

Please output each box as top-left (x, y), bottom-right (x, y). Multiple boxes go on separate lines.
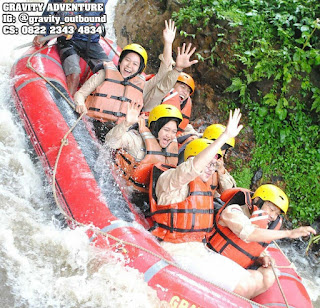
top-left (173, 0), bottom-right (320, 224)
top-left (232, 165), bottom-right (253, 189)
top-left (306, 234), bottom-right (320, 255)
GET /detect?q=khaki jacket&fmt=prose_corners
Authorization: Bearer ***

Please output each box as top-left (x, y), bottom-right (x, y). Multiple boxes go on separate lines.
top-left (104, 121), bottom-right (145, 161)
top-left (155, 158), bottom-right (202, 205)
top-left (143, 54), bottom-right (180, 112)
top-left (74, 68), bottom-right (105, 107)
top-left (74, 54), bottom-right (179, 110)
top-left (219, 204), bottom-right (256, 243)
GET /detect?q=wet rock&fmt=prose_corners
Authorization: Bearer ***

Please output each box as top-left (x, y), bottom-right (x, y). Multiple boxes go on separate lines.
top-left (251, 167), bottom-right (263, 191)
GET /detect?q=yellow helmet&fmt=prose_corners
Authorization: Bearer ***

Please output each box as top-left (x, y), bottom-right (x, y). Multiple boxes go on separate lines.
top-left (203, 124), bottom-right (235, 148)
top-left (177, 72), bottom-right (195, 95)
top-left (252, 184), bottom-right (289, 214)
top-left (184, 138), bottom-right (223, 161)
top-left (121, 43), bottom-right (148, 71)
top-left (148, 104), bottom-right (183, 127)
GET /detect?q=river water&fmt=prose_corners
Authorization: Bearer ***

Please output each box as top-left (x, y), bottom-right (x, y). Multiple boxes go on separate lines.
top-left (0, 0), bottom-right (319, 307)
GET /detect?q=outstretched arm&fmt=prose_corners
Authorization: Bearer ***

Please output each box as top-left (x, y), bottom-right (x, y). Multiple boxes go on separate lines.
top-left (221, 203), bottom-right (317, 245)
top-left (193, 109), bottom-right (243, 172)
top-left (247, 225), bottom-right (317, 243)
top-left (162, 19), bottom-right (176, 67)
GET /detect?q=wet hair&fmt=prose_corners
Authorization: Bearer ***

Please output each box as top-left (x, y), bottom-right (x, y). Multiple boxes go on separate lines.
top-left (149, 117), bottom-right (180, 138)
top-left (118, 50), bottom-right (145, 78)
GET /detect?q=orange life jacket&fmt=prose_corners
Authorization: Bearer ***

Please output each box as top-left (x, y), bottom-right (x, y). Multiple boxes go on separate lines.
top-left (85, 62), bottom-right (145, 124)
top-left (114, 127), bottom-right (178, 193)
top-left (206, 188), bottom-right (282, 268)
top-left (149, 163), bottom-right (215, 243)
top-left (161, 89), bottom-right (192, 134)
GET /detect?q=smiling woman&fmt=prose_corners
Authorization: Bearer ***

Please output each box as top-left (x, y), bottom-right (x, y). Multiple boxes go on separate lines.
top-left (105, 103), bottom-right (182, 194)
top-left (73, 43), bottom-right (147, 123)
top-left (119, 52), bottom-right (142, 78)
top-left (157, 121), bottom-right (178, 148)
top-left (2, 0), bottom-right (320, 306)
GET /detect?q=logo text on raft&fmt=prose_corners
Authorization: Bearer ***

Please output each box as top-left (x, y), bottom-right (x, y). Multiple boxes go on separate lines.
top-left (170, 296), bottom-right (200, 308)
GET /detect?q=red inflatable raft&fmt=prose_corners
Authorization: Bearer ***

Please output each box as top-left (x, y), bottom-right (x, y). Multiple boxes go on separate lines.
top-left (11, 37), bottom-right (313, 308)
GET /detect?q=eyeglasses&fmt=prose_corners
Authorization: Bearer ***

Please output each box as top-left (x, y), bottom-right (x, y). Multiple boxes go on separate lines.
top-left (207, 162), bottom-right (217, 169)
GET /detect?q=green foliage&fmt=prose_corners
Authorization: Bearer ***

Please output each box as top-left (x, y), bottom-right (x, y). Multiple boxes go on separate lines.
top-left (173, 0), bottom-right (320, 224)
top-left (306, 234), bottom-right (320, 255)
top-left (232, 164), bottom-right (253, 189)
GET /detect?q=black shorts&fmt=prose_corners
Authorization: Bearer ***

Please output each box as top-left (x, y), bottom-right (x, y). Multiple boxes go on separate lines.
top-left (57, 37), bottom-right (110, 75)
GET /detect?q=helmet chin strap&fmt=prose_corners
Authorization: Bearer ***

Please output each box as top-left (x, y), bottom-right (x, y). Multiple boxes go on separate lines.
top-left (118, 52), bottom-right (144, 80)
top-left (254, 197), bottom-right (265, 208)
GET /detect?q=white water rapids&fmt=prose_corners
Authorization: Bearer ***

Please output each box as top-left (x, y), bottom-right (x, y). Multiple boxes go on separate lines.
top-left (0, 0), bottom-right (319, 307)
top-left (0, 0), bottom-right (164, 307)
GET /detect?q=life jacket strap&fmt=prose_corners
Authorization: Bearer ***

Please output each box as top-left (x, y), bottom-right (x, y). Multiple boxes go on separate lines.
top-left (208, 225), bottom-right (259, 264)
top-left (146, 150), bottom-right (178, 157)
top-left (156, 222), bottom-right (213, 233)
top-left (88, 107), bottom-right (126, 118)
top-left (150, 208), bottom-right (215, 216)
top-left (189, 191), bottom-right (213, 197)
top-left (91, 92), bottom-right (132, 103)
top-left (177, 134), bottom-right (194, 144)
top-left (104, 78), bottom-right (144, 93)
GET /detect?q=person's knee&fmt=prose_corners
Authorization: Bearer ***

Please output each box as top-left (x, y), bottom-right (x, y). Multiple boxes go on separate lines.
top-left (259, 267), bottom-right (275, 289)
top-left (233, 271), bottom-right (259, 299)
top-left (239, 268), bottom-right (275, 299)
top-left (233, 268), bottom-right (275, 299)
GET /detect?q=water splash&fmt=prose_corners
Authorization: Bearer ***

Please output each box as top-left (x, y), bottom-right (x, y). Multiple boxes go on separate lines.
top-left (0, 1), bottom-right (165, 307)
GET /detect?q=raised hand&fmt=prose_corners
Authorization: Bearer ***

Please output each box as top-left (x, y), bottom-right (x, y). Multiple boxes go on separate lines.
top-left (138, 114), bottom-right (148, 133)
top-left (125, 101), bottom-right (143, 126)
top-left (225, 108), bottom-right (243, 139)
top-left (175, 43), bottom-right (198, 71)
top-left (163, 19), bottom-right (176, 45)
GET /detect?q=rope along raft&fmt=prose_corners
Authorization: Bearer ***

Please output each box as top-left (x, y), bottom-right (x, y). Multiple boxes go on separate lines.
top-left (26, 43), bottom-right (292, 308)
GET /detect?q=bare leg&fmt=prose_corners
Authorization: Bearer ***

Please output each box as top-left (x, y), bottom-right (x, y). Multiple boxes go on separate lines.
top-left (233, 267), bottom-right (275, 299)
top-left (254, 266), bottom-right (275, 296)
top-left (66, 73), bottom-right (80, 97)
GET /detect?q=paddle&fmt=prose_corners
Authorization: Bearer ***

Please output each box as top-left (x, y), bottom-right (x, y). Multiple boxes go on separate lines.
top-left (14, 34), bottom-right (64, 50)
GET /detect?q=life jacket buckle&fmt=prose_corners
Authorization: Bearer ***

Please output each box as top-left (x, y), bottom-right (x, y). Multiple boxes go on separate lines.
top-left (119, 96), bottom-right (129, 102)
top-left (121, 80), bottom-right (130, 86)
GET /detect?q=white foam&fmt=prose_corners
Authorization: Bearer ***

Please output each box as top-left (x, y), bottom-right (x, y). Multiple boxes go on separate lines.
top-left (0, 1), bottom-right (164, 307)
